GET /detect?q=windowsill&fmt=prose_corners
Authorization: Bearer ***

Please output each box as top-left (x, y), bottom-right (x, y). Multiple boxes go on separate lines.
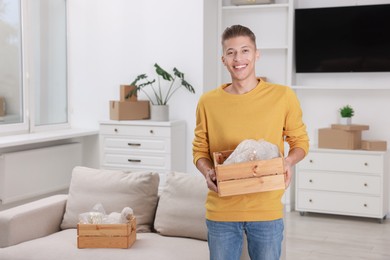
top-left (0, 128), bottom-right (99, 149)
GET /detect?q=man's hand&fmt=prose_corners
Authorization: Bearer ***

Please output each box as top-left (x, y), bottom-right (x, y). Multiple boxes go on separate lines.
top-left (206, 168), bottom-right (218, 193)
top-left (284, 160), bottom-right (293, 188)
top-left (196, 158), bottom-right (218, 193)
top-left (284, 147), bottom-right (306, 188)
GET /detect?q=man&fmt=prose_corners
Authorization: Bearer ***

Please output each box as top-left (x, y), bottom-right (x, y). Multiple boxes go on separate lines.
top-left (192, 25), bottom-right (309, 260)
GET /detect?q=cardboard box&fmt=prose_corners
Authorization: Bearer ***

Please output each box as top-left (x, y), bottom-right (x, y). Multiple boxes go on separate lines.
top-left (120, 85), bottom-right (137, 102)
top-left (109, 100), bottom-right (149, 120)
top-left (0, 96), bottom-right (5, 116)
top-left (77, 217), bottom-right (136, 249)
top-left (213, 150), bottom-right (285, 197)
top-left (331, 124), bottom-right (369, 131)
top-left (361, 140), bottom-right (387, 151)
top-left (318, 128), bottom-right (362, 150)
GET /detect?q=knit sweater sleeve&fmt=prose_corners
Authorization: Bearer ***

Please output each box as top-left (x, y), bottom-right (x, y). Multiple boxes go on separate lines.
top-left (192, 95), bottom-right (212, 165)
top-left (284, 88), bottom-right (310, 155)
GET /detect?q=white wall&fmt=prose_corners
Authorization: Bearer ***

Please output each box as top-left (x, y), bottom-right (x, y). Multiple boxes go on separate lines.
top-left (67, 0), bottom-right (204, 173)
top-left (294, 0), bottom-right (390, 147)
top-left (68, 0), bottom-right (390, 176)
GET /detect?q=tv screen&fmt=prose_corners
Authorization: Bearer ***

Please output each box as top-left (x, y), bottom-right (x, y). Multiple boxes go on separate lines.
top-left (295, 4), bottom-right (390, 73)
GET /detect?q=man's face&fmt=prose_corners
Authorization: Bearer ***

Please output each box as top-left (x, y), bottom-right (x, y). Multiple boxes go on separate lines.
top-left (222, 36), bottom-right (259, 82)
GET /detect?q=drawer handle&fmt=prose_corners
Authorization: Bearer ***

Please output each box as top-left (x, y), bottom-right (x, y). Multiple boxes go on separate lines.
top-left (128, 143), bottom-right (141, 147)
top-left (150, 129), bottom-right (154, 134)
top-left (309, 199), bottom-right (313, 203)
top-left (114, 128), bottom-right (118, 133)
top-left (364, 203), bottom-right (368, 207)
top-left (128, 159), bottom-right (141, 163)
top-left (364, 162), bottom-right (368, 166)
top-left (309, 159), bottom-right (313, 163)
top-left (309, 179), bottom-right (313, 183)
top-left (364, 183), bottom-right (368, 187)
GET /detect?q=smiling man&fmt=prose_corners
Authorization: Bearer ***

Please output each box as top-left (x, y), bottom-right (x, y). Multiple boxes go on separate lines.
top-left (193, 25), bottom-right (309, 260)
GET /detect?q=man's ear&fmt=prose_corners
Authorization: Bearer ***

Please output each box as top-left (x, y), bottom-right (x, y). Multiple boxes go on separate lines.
top-left (221, 55), bottom-right (226, 66)
top-left (256, 49), bottom-right (260, 60)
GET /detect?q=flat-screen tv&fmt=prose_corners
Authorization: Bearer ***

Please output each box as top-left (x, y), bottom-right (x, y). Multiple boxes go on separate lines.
top-left (295, 4), bottom-right (390, 73)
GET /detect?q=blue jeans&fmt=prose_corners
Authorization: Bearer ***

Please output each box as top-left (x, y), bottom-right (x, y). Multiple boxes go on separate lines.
top-left (206, 219), bottom-right (284, 260)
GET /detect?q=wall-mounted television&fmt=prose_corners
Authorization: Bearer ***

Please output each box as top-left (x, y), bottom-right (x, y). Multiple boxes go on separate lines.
top-left (295, 4), bottom-right (390, 73)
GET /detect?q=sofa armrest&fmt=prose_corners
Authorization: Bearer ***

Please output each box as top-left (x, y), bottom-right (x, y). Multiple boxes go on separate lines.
top-left (0, 194), bottom-right (68, 248)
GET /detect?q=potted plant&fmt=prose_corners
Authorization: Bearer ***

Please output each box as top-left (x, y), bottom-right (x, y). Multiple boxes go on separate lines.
top-left (127, 63), bottom-right (195, 121)
top-left (339, 105), bottom-right (354, 125)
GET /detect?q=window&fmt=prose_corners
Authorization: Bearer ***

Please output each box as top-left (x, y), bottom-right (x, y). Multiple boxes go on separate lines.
top-left (0, 0), bottom-right (68, 135)
top-left (0, 0), bottom-right (24, 127)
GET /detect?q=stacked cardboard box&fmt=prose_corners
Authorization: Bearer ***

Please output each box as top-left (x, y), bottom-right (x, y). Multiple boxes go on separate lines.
top-left (109, 85), bottom-right (150, 120)
top-left (361, 140), bottom-right (387, 151)
top-left (319, 124), bottom-right (387, 151)
top-left (318, 124), bottom-right (369, 150)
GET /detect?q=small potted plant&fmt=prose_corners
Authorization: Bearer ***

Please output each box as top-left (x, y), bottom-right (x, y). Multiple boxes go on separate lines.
top-left (339, 105), bottom-right (354, 125)
top-left (127, 63), bottom-right (195, 121)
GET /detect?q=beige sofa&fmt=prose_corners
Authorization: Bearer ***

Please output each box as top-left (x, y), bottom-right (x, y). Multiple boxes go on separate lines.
top-left (0, 167), bottom-right (252, 260)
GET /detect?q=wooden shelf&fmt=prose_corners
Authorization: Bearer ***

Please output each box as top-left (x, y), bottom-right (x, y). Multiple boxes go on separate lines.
top-left (222, 3), bottom-right (289, 10)
top-left (291, 85), bottom-right (390, 90)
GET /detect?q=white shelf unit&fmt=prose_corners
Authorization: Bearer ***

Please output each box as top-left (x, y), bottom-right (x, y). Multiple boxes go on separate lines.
top-left (296, 148), bottom-right (389, 222)
top-left (218, 0), bottom-right (293, 85)
top-left (99, 120), bottom-right (186, 188)
top-left (218, 0), bottom-right (294, 210)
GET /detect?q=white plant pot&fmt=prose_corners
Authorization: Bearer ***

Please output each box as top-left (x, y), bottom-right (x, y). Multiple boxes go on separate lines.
top-left (150, 105), bottom-right (169, 121)
top-left (340, 117), bottom-right (352, 125)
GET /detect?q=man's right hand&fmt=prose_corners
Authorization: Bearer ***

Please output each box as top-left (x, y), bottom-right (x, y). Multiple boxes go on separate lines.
top-left (206, 168), bottom-right (218, 193)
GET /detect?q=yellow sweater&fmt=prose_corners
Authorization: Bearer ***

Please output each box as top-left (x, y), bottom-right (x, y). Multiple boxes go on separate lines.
top-left (193, 80), bottom-right (309, 221)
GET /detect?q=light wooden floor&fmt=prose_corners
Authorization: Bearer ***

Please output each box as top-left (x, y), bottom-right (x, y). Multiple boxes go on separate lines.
top-left (284, 211), bottom-right (390, 260)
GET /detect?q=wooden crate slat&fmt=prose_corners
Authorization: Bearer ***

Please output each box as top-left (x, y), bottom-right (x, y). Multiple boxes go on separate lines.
top-left (218, 174), bottom-right (285, 197)
top-left (215, 157), bottom-right (284, 181)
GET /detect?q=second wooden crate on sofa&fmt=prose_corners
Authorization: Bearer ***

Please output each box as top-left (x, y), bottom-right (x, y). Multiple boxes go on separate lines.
top-left (213, 150), bottom-right (285, 197)
top-left (77, 216), bottom-right (136, 249)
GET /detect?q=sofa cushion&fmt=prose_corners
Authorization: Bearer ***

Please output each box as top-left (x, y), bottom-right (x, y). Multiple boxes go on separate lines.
top-left (0, 229), bottom-right (209, 260)
top-left (154, 171), bottom-right (208, 241)
top-left (60, 167), bottom-right (159, 232)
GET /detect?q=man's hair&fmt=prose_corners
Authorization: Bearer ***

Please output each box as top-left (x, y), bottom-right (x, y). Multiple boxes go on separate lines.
top-left (221, 25), bottom-right (256, 47)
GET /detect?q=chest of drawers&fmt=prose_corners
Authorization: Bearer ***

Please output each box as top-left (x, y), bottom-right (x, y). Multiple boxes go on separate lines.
top-left (99, 120), bottom-right (186, 186)
top-left (295, 148), bottom-right (389, 222)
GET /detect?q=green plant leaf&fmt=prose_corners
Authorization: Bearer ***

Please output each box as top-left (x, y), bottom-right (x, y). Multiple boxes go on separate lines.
top-left (181, 79), bottom-right (195, 93)
top-left (125, 87), bottom-right (138, 99)
top-left (130, 74), bottom-right (147, 86)
top-left (154, 63), bottom-right (173, 81)
top-left (173, 67), bottom-right (184, 79)
top-left (339, 105), bottom-right (354, 117)
top-left (129, 63), bottom-right (195, 105)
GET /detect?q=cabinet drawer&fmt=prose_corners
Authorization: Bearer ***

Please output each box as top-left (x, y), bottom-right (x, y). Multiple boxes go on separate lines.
top-left (299, 152), bottom-right (383, 174)
top-left (297, 171), bottom-right (381, 196)
top-left (102, 137), bottom-right (169, 152)
top-left (297, 191), bottom-right (382, 217)
top-left (102, 153), bottom-right (169, 169)
top-left (100, 125), bottom-right (171, 137)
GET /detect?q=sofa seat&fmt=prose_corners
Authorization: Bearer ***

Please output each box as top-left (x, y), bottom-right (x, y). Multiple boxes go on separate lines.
top-left (0, 229), bottom-right (209, 260)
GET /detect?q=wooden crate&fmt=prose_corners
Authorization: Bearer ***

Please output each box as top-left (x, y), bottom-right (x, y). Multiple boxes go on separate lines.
top-left (77, 217), bottom-right (136, 249)
top-left (213, 150), bottom-right (285, 197)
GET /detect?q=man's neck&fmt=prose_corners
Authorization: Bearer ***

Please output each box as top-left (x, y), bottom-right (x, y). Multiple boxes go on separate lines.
top-left (226, 77), bottom-right (259, 95)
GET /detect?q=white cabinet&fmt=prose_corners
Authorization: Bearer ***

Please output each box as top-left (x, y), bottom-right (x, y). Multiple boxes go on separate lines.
top-left (219, 0), bottom-right (293, 85)
top-left (296, 148), bottom-right (389, 222)
top-left (99, 120), bottom-right (186, 186)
